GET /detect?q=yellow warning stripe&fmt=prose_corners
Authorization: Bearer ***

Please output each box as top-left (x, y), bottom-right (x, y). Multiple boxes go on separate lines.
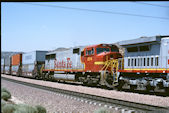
top-left (124, 68), bottom-right (169, 71)
top-left (94, 62), bottom-right (105, 65)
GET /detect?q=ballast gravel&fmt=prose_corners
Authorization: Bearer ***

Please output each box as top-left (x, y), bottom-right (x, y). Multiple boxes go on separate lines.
top-left (2, 78), bottom-right (120, 113)
top-left (2, 74), bottom-right (169, 108)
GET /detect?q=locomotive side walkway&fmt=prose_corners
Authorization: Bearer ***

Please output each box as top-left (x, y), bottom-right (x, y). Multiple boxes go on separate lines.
top-left (1, 74), bottom-right (169, 108)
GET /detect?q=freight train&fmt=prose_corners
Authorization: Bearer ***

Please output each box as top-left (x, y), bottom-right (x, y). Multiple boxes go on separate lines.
top-left (1, 35), bottom-right (169, 94)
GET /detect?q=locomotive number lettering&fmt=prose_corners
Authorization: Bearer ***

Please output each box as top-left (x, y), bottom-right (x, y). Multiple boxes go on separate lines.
top-left (87, 57), bottom-right (92, 61)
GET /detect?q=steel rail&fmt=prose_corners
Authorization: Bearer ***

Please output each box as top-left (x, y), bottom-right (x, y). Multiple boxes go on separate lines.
top-left (1, 76), bottom-right (169, 113)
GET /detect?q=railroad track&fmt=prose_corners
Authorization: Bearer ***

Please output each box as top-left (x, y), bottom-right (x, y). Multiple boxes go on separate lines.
top-left (1, 76), bottom-right (169, 113)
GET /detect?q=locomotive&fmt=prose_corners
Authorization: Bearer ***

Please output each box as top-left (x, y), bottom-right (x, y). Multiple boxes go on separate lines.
top-left (1, 35), bottom-right (169, 93)
top-left (42, 44), bottom-right (122, 88)
top-left (118, 35), bottom-right (169, 92)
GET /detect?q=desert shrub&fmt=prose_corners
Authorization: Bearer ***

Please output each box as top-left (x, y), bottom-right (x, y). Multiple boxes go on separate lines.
top-left (1, 87), bottom-right (11, 95)
top-left (94, 107), bottom-right (110, 113)
top-left (1, 91), bottom-right (11, 101)
top-left (35, 105), bottom-right (47, 113)
top-left (14, 104), bottom-right (38, 113)
top-left (149, 109), bottom-right (169, 113)
top-left (2, 103), bottom-right (17, 113)
top-left (1, 99), bottom-right (7, 108)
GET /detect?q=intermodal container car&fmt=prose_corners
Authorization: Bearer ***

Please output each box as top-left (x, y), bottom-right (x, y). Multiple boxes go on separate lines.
top-left (1, 58), bottom-right (4, 73)
top-left (4, 57), bottom-right (11, 74)
top-left (11, 53), bottom-right (22, 76)
top-left (22, 50), bottom-right (48, 77)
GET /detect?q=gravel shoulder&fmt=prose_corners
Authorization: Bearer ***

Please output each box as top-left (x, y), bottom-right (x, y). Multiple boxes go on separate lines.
top-left (2, 79), bottom-right (121, 113)
top-left (2, 74), bottom-right (169, 108)
top-left (2, 79), bottom-right (101, 113)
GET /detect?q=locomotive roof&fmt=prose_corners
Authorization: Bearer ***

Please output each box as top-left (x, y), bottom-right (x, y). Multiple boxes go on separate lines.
top-left (86, 44), bottom-right (116, 48)
top-left (118, 35), bottom-right (169, 46)
top-left (46, 46), bottom-right (86, 55)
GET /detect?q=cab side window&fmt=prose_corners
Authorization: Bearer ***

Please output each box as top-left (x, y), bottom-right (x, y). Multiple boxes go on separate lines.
top-left (81, 51), bottom-right (84, 56)
top-left (86, 48), bottom-right (94, 56)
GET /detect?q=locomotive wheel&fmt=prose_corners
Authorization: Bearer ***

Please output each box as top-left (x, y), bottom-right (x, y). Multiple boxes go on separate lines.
top-left (42, 73), bottom-right (47, 81)
top-left (82, 82), bottom-right (88, 86)
top-left (116, 80), bottom-right (125, 91)
top-left (146, 85), bottom-right (154, 92)
top-left (165, 88), bottom-right (169, 96)
top-left (104, 74), bottom-right (116, 89)
top-left (130, 85), bottom-right (137, 91)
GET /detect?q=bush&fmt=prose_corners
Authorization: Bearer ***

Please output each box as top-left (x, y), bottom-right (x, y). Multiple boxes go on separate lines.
top-left (14, 104), bottom-right (38, 113)
top-left (2, 103), bottom-right (17, 113)
top-left (1, 99), bottom-right (7, 108)
top-left (94, 107), bottom-right (110, 113)
top-left (149, 109), bottom-right (169, 113)
top-left (1, 87), bottom-right (11, 101)
top-left (1, 92), bottom-right (11, 101)
top-left (1, 87), bottom-right (11, 95)
top-left (1, 87), bottom-right (47, 113)
top-left (35, 105), bottom-right (47, 113)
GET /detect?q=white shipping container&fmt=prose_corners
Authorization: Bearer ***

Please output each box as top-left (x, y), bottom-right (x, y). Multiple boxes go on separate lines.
top-left (22, 64), bottom-right (35, 73)
top-left (22, 51), bottom-right (48, 65)
top-left (4, 66), bottom-right (10, 73)
top-left (12, 65), bottom-right (19, 72)
top-left (1, 59), bottom-right (4, 65)
top-left (4, 57), bottom-right (11, 66)
top-left (1, 65), bottom-right (4, 73)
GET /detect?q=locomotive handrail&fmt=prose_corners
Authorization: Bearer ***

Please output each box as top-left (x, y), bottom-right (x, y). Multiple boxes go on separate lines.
top-left (101, 59), bottom-right (119, 85)
top-left (40, 64), bottom-right (45, 75)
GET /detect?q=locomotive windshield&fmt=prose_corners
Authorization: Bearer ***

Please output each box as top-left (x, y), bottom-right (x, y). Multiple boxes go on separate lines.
top-left (110, 45), bottom-right (119, 52)
top-left (96, 48), bottom-right (110, 54)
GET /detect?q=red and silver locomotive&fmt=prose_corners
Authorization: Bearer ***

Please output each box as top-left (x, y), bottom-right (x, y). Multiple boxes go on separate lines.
top-left (42, 44), bottom-right (122, 87)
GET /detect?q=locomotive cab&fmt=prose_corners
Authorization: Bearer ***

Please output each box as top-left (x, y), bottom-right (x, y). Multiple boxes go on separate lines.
top-left (81, 44), bottom-right (122, 73)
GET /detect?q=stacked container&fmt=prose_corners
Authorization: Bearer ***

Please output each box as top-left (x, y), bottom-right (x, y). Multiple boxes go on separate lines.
top-left (22, 51), bottom-right (48, 77)
top-left (1, 58), bottom-right (5, 73)
top-left (4, 56), bottom-right (11, 74)
top-left (11, 53), bottom-right (22, 75)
